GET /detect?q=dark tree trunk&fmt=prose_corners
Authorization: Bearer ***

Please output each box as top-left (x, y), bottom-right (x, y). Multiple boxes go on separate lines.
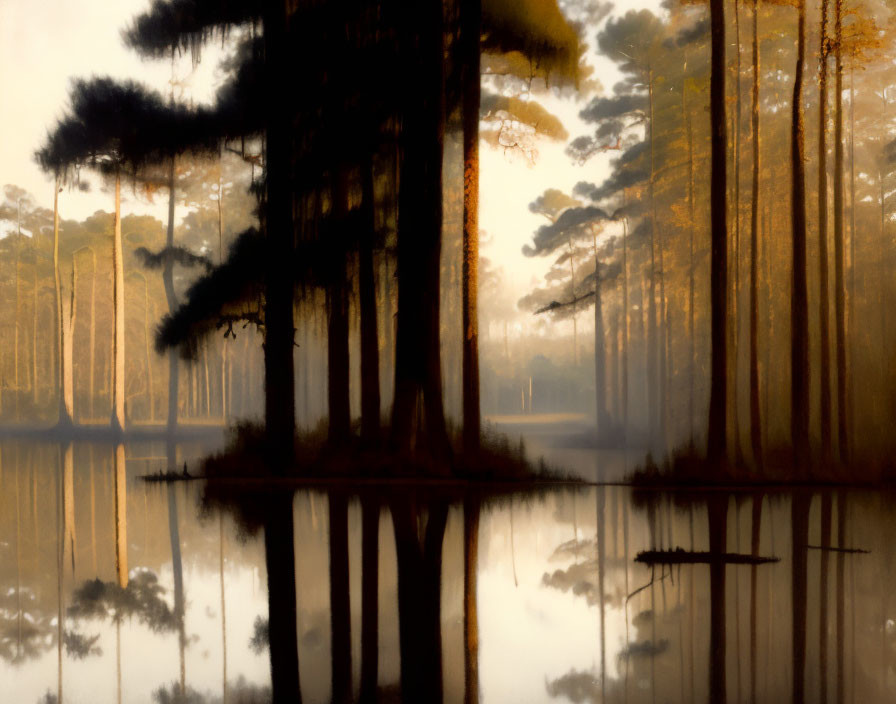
top-left (360, 158), bottom-right (382, 446)
top-left (790, 3), bottom-right (810, 476)
top-left (708, 0), bottom-right (729, 466)
top-left (263, 493), bottom-right (302, 703)
top-left (819, 492), bottom-right (833, 703)
top-left (818, 0), bottom-right (833, 465)
top-left (263, 0), bottom-right (297, 468)
top-left (749, 494), bottom-right (762, 704)
top-left (461, 0), bottom-right (482, 454)
top-left (328, 172), bottom-right (352, 447)
top-left (593, 240), bottom-right (610, 435)
top-left (791, 493), bottom-right (810, 704)
top-left (392, 496), bottom-right (448, 702)
top-left (360, 497), bottom-right (379, 703)
top-left (708, 496), bottom-right (728, 703)
top-left (749, 0), bottom-right (763, 467)
top-left (835, 490), bottom-right (846, 703)
top-left (647, 70), bottom-right (660, 448)
top-left (833, 0), bottom-right (848, 464)
top-left (390, 0), bottom-right (452, 463)
top-left (165, 159), bottom-right (179, 435)
top-left (685, 78), bottom-right (697, 450)
top-left (329, 492), bottom-right (352, 704)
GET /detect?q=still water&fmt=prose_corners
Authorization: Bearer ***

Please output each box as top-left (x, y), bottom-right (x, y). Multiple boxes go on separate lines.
top-left (1, 440), bottom-right (894, 703)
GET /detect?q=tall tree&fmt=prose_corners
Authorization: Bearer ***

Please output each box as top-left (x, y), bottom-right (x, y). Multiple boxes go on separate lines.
top-left (791, 0), bottom-right (811, 476)
top-left (461, 0), bottom-right (483, 454)
top-left (708, 0), bottom-right (730, 466)
top-left (818, 0), bottom-right (833, 464)
top-left (749, 0), bottom-right (763, 467)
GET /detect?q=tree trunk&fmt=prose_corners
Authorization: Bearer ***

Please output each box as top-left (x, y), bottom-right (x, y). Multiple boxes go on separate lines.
top-left (647, 69), bottom-right (660, 447)
top-left (89, 252), bottom-right (96, 422)
top-left (390, 0), bottom-right (451, 464)
top-left (327, 171), bottom-right (351, 447)
top-left (54, 184), bottom-right (75, 427)
top-left (733, 0), bottom-right (743, 465)
top-left (593, 234), bottom-right (610, 435)
top-left (164, 159), bottom-right (179, 434)
top-left (847, 67), bottom-right (856, 448)
top-left (621, 204), bottom-right (629, 439)
top-left (790, 3), bottom-right (810, 476)
top-left (61, 265), bottom-right (76, 427)
top-left (111, 174), bottom-right (126, 433)
top-left (749, 0), bottom-right (763, 467)
top-left (708, 0), bottom-right (730, 466)
top-left (832, 0), bottom-right (848, 464)
top-left (360, 157), bottom-right (382, 446)
top-left (818, 0), bottom-right (833, 465)
top-left (262, 0), bottom-right (297, 468)
top-left (461, 0), bottom-right (482, 454)
top-left (685, 78), bottom-right (697, 450)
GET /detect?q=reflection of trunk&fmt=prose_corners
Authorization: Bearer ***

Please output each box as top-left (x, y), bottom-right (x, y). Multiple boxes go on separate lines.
top-left (360, 497), bottom-right (379, 703)
top-left (819, 493), bottom-right (832, 703)
top-left (707, 0), bottom-right (729, 465)
top-left (329, 493), bottom-right (352, 704)
top-left (791, 493), bottom-right (809, 704)
top-left (596, 487), bottom-right (607, 701)
top-left (390, 0), bottom-right (451, 461)
top-left (790, 4), bottom-right (810, 475)
top-left (90, 446), bottom-right (97, 575)
top-left (749, 495), bottom-right (762, 704)
top-left (57, 447), bottom-right (65, 704)
top-left (167, 482), bottom-right (186, 694)
top-left (835, 490), bottom-right (846, 703)
top-left (392, 496), bottom-right (448, 702)
top-left (111, 174), bottom-right (126, 433)
top-left (360, 158), bottom-right (382, 446)
top-left (63, 443), bottom-right (75, 576)
top-left (113, 444), bottom-right (127, 588)
top-left (263, 493), bottom-right (302, 702)
top-left (464, 497), bottom-right (481, 704)
top-left (708, 496), bottom-right (727, 703)
top-left (461, 0), bottom-right (482, 453)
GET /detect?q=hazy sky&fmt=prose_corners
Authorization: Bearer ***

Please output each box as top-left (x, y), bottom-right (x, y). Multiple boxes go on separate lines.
top-left (0, 0), bottom-right (655, 317)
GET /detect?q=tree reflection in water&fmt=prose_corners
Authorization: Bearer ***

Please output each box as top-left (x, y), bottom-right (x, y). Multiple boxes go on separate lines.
top-left (5, 443), bottom-right (896, 703)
